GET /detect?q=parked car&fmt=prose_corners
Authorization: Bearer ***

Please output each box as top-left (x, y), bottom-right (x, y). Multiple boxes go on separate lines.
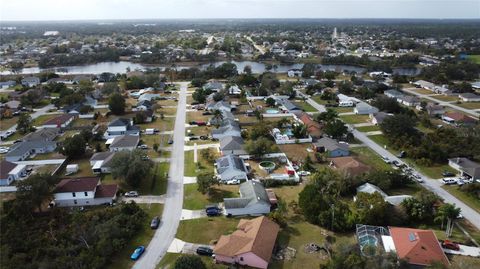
top-left (196, 246), bottom-right (214, 256)
top-left (226, 179), bottom-right (240, 185)
top-left (0, 148), bottom-right (8, 154)
top-left (202, 111), bottom-right (212, 116)
top-left (168, 138), bottom-right (173, 144)
top-left (199, 135), bottom-right (208, 140)
top-left (397, 151), bottom-right (406, 158)
top-left (130, 246), bottom-right (145, 260)
top-left (189, 136), bottom-right (199, 141)
top-left (297, 171), bottom-right (311, 176)
top-left (382, 156), bottom-right (391, 164)
top-left (138, 144), bottom-right (148, 149)
top-left (392, 160), bottom-right (402, 167)
top-left (206, 207), bottom-right (222, 216)
top-left (150, 216), bottom-right (160, 229)
top-left (442, 178), bottom-right (457, 185)
top-left (125, 191), bottom-right (139, 197)
top-left (441, 240), bottom-right (460, 251)
top-left (196, 121), bottom-right (206, 126)
top-left (413, 174), bottom-right (424, 183)
top-left (189, 121), bottom-right (197, 125)
top-left (442, 171), bottom-right (456, 177)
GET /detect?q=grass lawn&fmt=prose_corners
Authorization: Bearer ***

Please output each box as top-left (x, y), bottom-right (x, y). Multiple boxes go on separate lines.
top-left (269, 184), bottom-right (306, 205)
top-left (468, 54), bottom-right (480, 64)
top-left (32, 114), bottom-right (59, 126)
top-left (294, 101), bottom-right (317, 112)
top-left (331, 107), bottom-right (353, 113)
top-left (184, 149), bottom-right (216, 177)
top-left (404, 159), bottom-right (457, 179)
top-left (339, 114), bottom-right (370, 124)
top-left (186, 111), bottom-right (210, 123)
top-left (311, 96), bottom-right (331, 105)
top-left (64, 157), bottom-right (95, 178)
top-left (431, 95), bottom-right (459, 102)
top-left (410, 88), bottom-right (434, 95)
top-left (186, 126), bottom-right (213, 137)
top-left (107, 204), bottom-right (164, 269)
top-left (176, 217), bottom-right (239, 245)
top-left (139, 117), bottom-right (175, 131)
top-left (278, 144), bottom-right (314, 163)
top-left (355, 125), bottom-right (381, 133)
top-left (368, 134), bottom-right (390, 148)
top-left (0, 117), bottom-right (17, 130)
top-left (157, 253), bottom-right (222, 269)
top-left (350, 146), bottom-right (391, 171)
top-left (456, 102), bottom-right (480, 110)
top-left (183, 183), bottom-right (239, 210)
top-left (442, 185), bottom-right (480, 214)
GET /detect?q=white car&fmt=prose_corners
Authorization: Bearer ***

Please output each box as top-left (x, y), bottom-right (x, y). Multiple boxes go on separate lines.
top-left (442, 178), bottom-right (457, 185)
top-left (124, 191), bottom-right (139, 197)
top-left (382, 156), bottom-right (391, 164)
top-left (225, 179), bottom-right (240, 185)
top-left (413, 174), bottom-right (424, 183)
top-left (298, 171), bottom-right (311, 176)
top-left (0, 148), bottom-right (8, 154)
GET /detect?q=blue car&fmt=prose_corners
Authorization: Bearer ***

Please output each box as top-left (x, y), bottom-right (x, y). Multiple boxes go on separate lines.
top-left (130, 246), bottom-right (145, 260)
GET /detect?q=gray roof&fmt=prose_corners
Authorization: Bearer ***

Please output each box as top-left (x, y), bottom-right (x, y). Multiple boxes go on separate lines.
top-left (224, 181), bottom-right (270, 209)
top-left (216, 154), bottom-right (248, 174)
top-left (314, 137), bottom-right (348, 152)
top-left (110, 135), bottom-right (139, 148)
top-left (449, 157), bottom-right (480, 178)
top-left (280, 100), bottom-right (300, 111)
top-left (384, 89), bottom-right (404, 98)
top-left (371, 112), bottom-right (390, 123)
top-left (211, 122), bottom-right (241, 136)
top-left (204, 81), bottom-right (224, 90)
top-left (23, 128), bottom-right (59, 142)
top-left (220, 136), bottom-right (246, 155)
top-left (459, 93), bottom-right (480, 99)
top-left (7, 141), bottom-right (56, 158)
top-left (109, 118), bottom-right (130, 127)
top-left (400, 95), bottom-right (420, 104)
top-left (356, 183), bottom-right (388, 198)
top-left (90, 151), bottom-right (116, 167)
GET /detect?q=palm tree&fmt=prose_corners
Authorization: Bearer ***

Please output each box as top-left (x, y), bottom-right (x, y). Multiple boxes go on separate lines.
top-left (277, 117), bottom-right (291, 128)
top-left (435, 203), bottom-right (461, 237)
top-left (212, 110), bottom-right (223, 127)
top-left (292, 124), bottom-right (308, 139)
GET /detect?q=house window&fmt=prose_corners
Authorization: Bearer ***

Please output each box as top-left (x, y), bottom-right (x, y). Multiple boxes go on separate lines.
top-left (84, 192), bottom-right (88, 197)
top-left (72, 192), bottom-right (76, 197)
top-left (240, 257), bottom-right (243, 261)
top-left (74, 200), bottom-right (77, 205)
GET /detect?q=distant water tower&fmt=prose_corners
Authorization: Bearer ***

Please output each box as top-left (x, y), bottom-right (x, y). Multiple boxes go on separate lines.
top-left (332, 27), bottom-right (338, 40)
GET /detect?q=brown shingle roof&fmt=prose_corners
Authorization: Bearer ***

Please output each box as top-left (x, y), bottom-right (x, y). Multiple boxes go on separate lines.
top-left (94, 184), bottom-right (118, 198)
top-left (329, 156), bottom-right (370, 177)
top-left (389, 227), bottom-right (449, 266)
top-left (444, 112), bottom-right (476, 123)
top-left (42, 114), bottom-right (74, 126)
top-left (0, 160), bottom-right (17, 179)
top-left (54, 177), bottom-right (99, 193)
top-left (214, 216), bottom-right (279, 262)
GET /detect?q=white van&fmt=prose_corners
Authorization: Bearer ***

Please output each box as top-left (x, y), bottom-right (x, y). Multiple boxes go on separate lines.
top-left (145, 128), bottom-right (155, 135)
top-left (442, 178), bottom-right (457, 185)
top-left (339, 100), bottom-right (354, 107)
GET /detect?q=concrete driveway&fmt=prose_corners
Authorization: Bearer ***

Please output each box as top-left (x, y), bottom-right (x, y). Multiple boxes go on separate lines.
top-left (133, 82), bottom-right (188, 269)
top-left (443, 244), bottom-right (480, 257)
top-left (181, 209), bottom-right (207, 220)
top-left (120, 195), bottom-right (165, 204)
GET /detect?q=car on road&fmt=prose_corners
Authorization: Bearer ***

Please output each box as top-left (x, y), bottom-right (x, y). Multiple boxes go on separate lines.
top-left (392, 160), bottom-right (402, 167)
top-left (199, 135), bottom-right (208, 140)
top-left (441, 240), bottom-right (460, 251)
top-left (226, 179), bottom-right (240, 185)
top-left (125, 191), bottom-right (139, 197)
top-left (130, 246), bottom-right (145, 260)
top-left (442, 178), bottom-right (457, 185)
top-left (382, 156), bottom-right (391, 164)
top-left (196, 246), bottom-right (214, 256)
top-left (150, 216), bottom-right (160, 229)
top-left (442, 171), bottom-right (456, 177)
top-left (189, 136), bottom-right (199, 141)
top-left (413, 174), bottom-right (424, 183)
top-left (397, 151), bottom-right (406, 158)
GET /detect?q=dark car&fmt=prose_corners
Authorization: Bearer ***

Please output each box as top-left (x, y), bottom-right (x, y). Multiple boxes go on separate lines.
top-left (189, 121), bottom-right (197, 125)
top-left (168, 138), bottom-right (173, 144)
top-left (196, 246), bottom-right (214, 256)
top-left (199, 135), bottom-right (208, 140)
top-left (442, 171), bottom-right (455, 177)
top-left (189, 136), bottom-right (199, 141)
top-left (206, 207), bottom-right (221, 216)
top-left (441, 240), bottom-right (460, 251)
top-left (150, 216), bottom-right (160, 229)
top-left (202, 111), bottom-right (212, 116)
top-left (397, 151), bottom-right (406, 158)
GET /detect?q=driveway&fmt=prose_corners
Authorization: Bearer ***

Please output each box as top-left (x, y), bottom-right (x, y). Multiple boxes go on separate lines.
top-left (133, 82), bottom-right (188, 269)
top-left (181, 209), bottom-right (207, 220)
top-left (296, 90), bottom-right (327, 113)
top-left (443, 244), bottom-right (480, 257)
top-left (120, 195), bottom-right (165, 204)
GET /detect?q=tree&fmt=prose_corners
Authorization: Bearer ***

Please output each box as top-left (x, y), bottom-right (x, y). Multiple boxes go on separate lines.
top-left (110, 150), bottom-right (153, 187)
top-left (197, 172), bottom-right (217, 195)
top-left (315, 108), bottom-right (338, 123)
top-left (249, 122), bottom-right (272, 140)
top-left (153, 143), bottom-right (159, 152)
top-left (380, 114), bottom-right (418, 142)
top-left (173, 255), bottom-right (206, 269)
top-left (16, 112), bottom-right (32, 134)
top-left (292, 124), bottom-right (308, 139)
top-left (134, 111), bottom-right (147, 124)
top-left (16, 173), bottom-right (58, 212)
top-left (109, 93), bottom-right (126, 115)
top-left (265, 97), bottom-right (276, 107)
top-left (353, 192), bottom-right (389, 226)
top-left (324, 119), bottom-right (348, 139)
top-left (212, 109), bottom-right (223, 127)
top-left (435, 203), bottom-right (461, 237)
top-left (245, 137), bottom-right (274, 158)
top-left (61, 134), bottom-right (86, 159)
top-left (302, 155), bottom-right (314, 172)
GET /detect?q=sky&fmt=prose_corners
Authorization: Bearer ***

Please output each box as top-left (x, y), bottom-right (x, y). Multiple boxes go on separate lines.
top-left (0, 0), bottom-right (479, 21)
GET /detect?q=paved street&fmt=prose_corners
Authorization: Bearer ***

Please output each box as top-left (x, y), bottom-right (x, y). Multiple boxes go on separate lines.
top-left (1, 104), bottom-right (55, 136)
top-left (303, 94), bottom-right (480, 229)
top-left (402, 87), bottom-right (480, 117)
top-left (133, 82), bottom-right (188, 269)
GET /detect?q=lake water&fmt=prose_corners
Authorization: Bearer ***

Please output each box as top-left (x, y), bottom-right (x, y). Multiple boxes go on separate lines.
top-left (1, 60), bottom-right (420, 76)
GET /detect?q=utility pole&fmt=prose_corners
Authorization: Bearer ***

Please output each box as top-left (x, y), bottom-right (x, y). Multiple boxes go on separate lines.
top-left (331, 203), bottom-right (335, 232)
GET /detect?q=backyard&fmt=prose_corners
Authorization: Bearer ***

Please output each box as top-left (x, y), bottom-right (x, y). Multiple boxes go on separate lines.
top-left (183, 183), bottom-right (239, 210)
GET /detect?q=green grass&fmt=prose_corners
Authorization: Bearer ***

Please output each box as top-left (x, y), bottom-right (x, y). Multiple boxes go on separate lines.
top-left (368, 134), bottom-right (390, 148)
top-left (404, 159), bottom-right (457, 179)
top-left (107, 204), bottom-right (164, 269)
top-left (431, 95), bottom-right (459, 102)
top-left (294, 101), bottom-right (318, 112)
top-left (311, 96), bottom-right (332, 105)
top-left (442, 185), bottom-right (480, 214)
top-left (339, 114), bottom-right (370, 124)
top-left (468, 54), bottom-right (480, 64)
top-left (157, 253), bottom-right (223, 269)
top-left (456, 102), bottom-right (480, 110)
top-left (331, 107), bottom-right (354, 113)
top-left (176, 218), bottom-right (239, 245)
top-left (32, 114), bottom-right (59, 126)
top-left (355, 125), bottom-right (381, 133)
top-left (184, 149), bottom-right (215, 177)
top-left (350, 146), bottom-right (392, 171)
top-left (183, 183), bottom-right (238, 210)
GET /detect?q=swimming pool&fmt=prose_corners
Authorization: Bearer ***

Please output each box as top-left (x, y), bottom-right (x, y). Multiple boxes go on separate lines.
top-left (265, 109), bottom-right (279, 114)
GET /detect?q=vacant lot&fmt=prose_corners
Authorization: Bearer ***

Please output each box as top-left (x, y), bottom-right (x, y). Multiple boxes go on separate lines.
top-left (356, 125), bottom-right (381, 132)
top-left (456, 102), bottom-right (480, 110)
top-left (339, 114), bottom-right (370, 124)
top-left (0, 117), bottom-right (17, 130)
top-left (184, 149), bottom-right (216, 177)
top-left (431, 95), bottom-right (458, 102)
top-left (468, 54), bottom-right (480, 64)
top-left (176, 217), bottom-right (239, 245)
top-left (183, 183), bottom-right (239, 210)
top-left (278, 143), bottom-right (314, 162)
top-left (294, 101), bottom-right (317, 112)
top-left (442, 185), bottom-right (480, 214)
top-left (186, 111), bottom-right (210, 123)
top-left (410, 88), bottom-right (434, 95)
top-left (350, 146), bottom-right (391, 171)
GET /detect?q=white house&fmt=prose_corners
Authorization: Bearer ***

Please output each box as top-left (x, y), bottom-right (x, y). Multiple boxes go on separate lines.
top-left (459, 93), bottom-right (480, 102)
top-left (0, 160), bottom-right (27, 186)
top-left (53, 177), bottom-right (118, 207)
top-left (104, 118), bottom-right (140, 139)
top-left (21, 76), bottom-right (40, 87)
top-left (354, 102), bottom-right (379, 115)
top-left (90, 152), bottom-right (116, 174)
top-left (228, 85), bottom-right (242, 95)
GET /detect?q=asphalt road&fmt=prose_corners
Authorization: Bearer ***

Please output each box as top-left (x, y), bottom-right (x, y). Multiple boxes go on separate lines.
top-left (402, 87), bottom-right (480, 117)
top-left (133, 82), bottom-right (188, 269)
top-left (350, 128), bottom-right (480, 229)
top-left (3, 104), bottom-right (55, 133)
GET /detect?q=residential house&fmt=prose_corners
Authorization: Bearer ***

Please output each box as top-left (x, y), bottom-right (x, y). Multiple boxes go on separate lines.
top-left (41, 114), bottom-right (76, 128)
top-left (223, 181), bottom-right (271, 217)
top-left (138, 93), bottom-right (160, 102)
top-left (135, 100), bottom-right (153, 111)
top-left (220, 136), bottom-right (247, 156)
top-left (370, 112), bottom-right (390, 125)
top-left (298, 113), bottom-right (323, 138)
top-left (459, 93), bottom-right (480, 102)
top-left (228, 85), bottom-right (242, 95)
top-left (108, 135), bottom-right (140, 152)
top-left (6, 140), bottom-right (57, 162)
top-left (354, 102), bottom-right (379, 115)
top-left (61, 103), bottom-right (83, 114)
top-left (209, 110), bottom-right (235, 126)
top-left (356, 183), bottom-right (411, 206)
top-left (329, 156), bottom-right (370, 177)
top-left (413, 80), bottom-right (435, 90)
top-left (0, 80), bottom-right (16, 89)
top-left (448, 157), bottom-right (480, 180)
top-left (386, 227), bottom-right (449, 267)
top-left (214, 216), bottom-right (280, 269)
top-left (203, 81), bottom-right (224, 92)
top-left (313, 137), bottom-right (349, 157)
top-left (425, 103), bottom-right (445, 117)
top-left (136, 109), bottom-right (154, 123)
top-left (104, 118), bottom-right (140, 139)
top-left (384, 89), bottom-right (404, 99)
top-left (53, 177), bottom-right (118, 207)
top-left (434, 85), bottom-right (450, 95)
top-left (0, 160), bottom-right (27, 186)
top-left (90, 152), bottom-right (116, 174)
top-left (399, 96), bottom-right (420, 107)
top-left (23, 128), bottom-right (59, 142)
top-left (212, 122), bottom-right (241, 140)
top-left (279, 99), bottom-right (300, 112)
top-left (21, 76), bottom-right (40, 87)
top-left (206, 101), bottom-right (232, 112)
top-left (442, 112), bottom-right (477, 126)
top-left (215, 154), bottom-right (249, 183)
